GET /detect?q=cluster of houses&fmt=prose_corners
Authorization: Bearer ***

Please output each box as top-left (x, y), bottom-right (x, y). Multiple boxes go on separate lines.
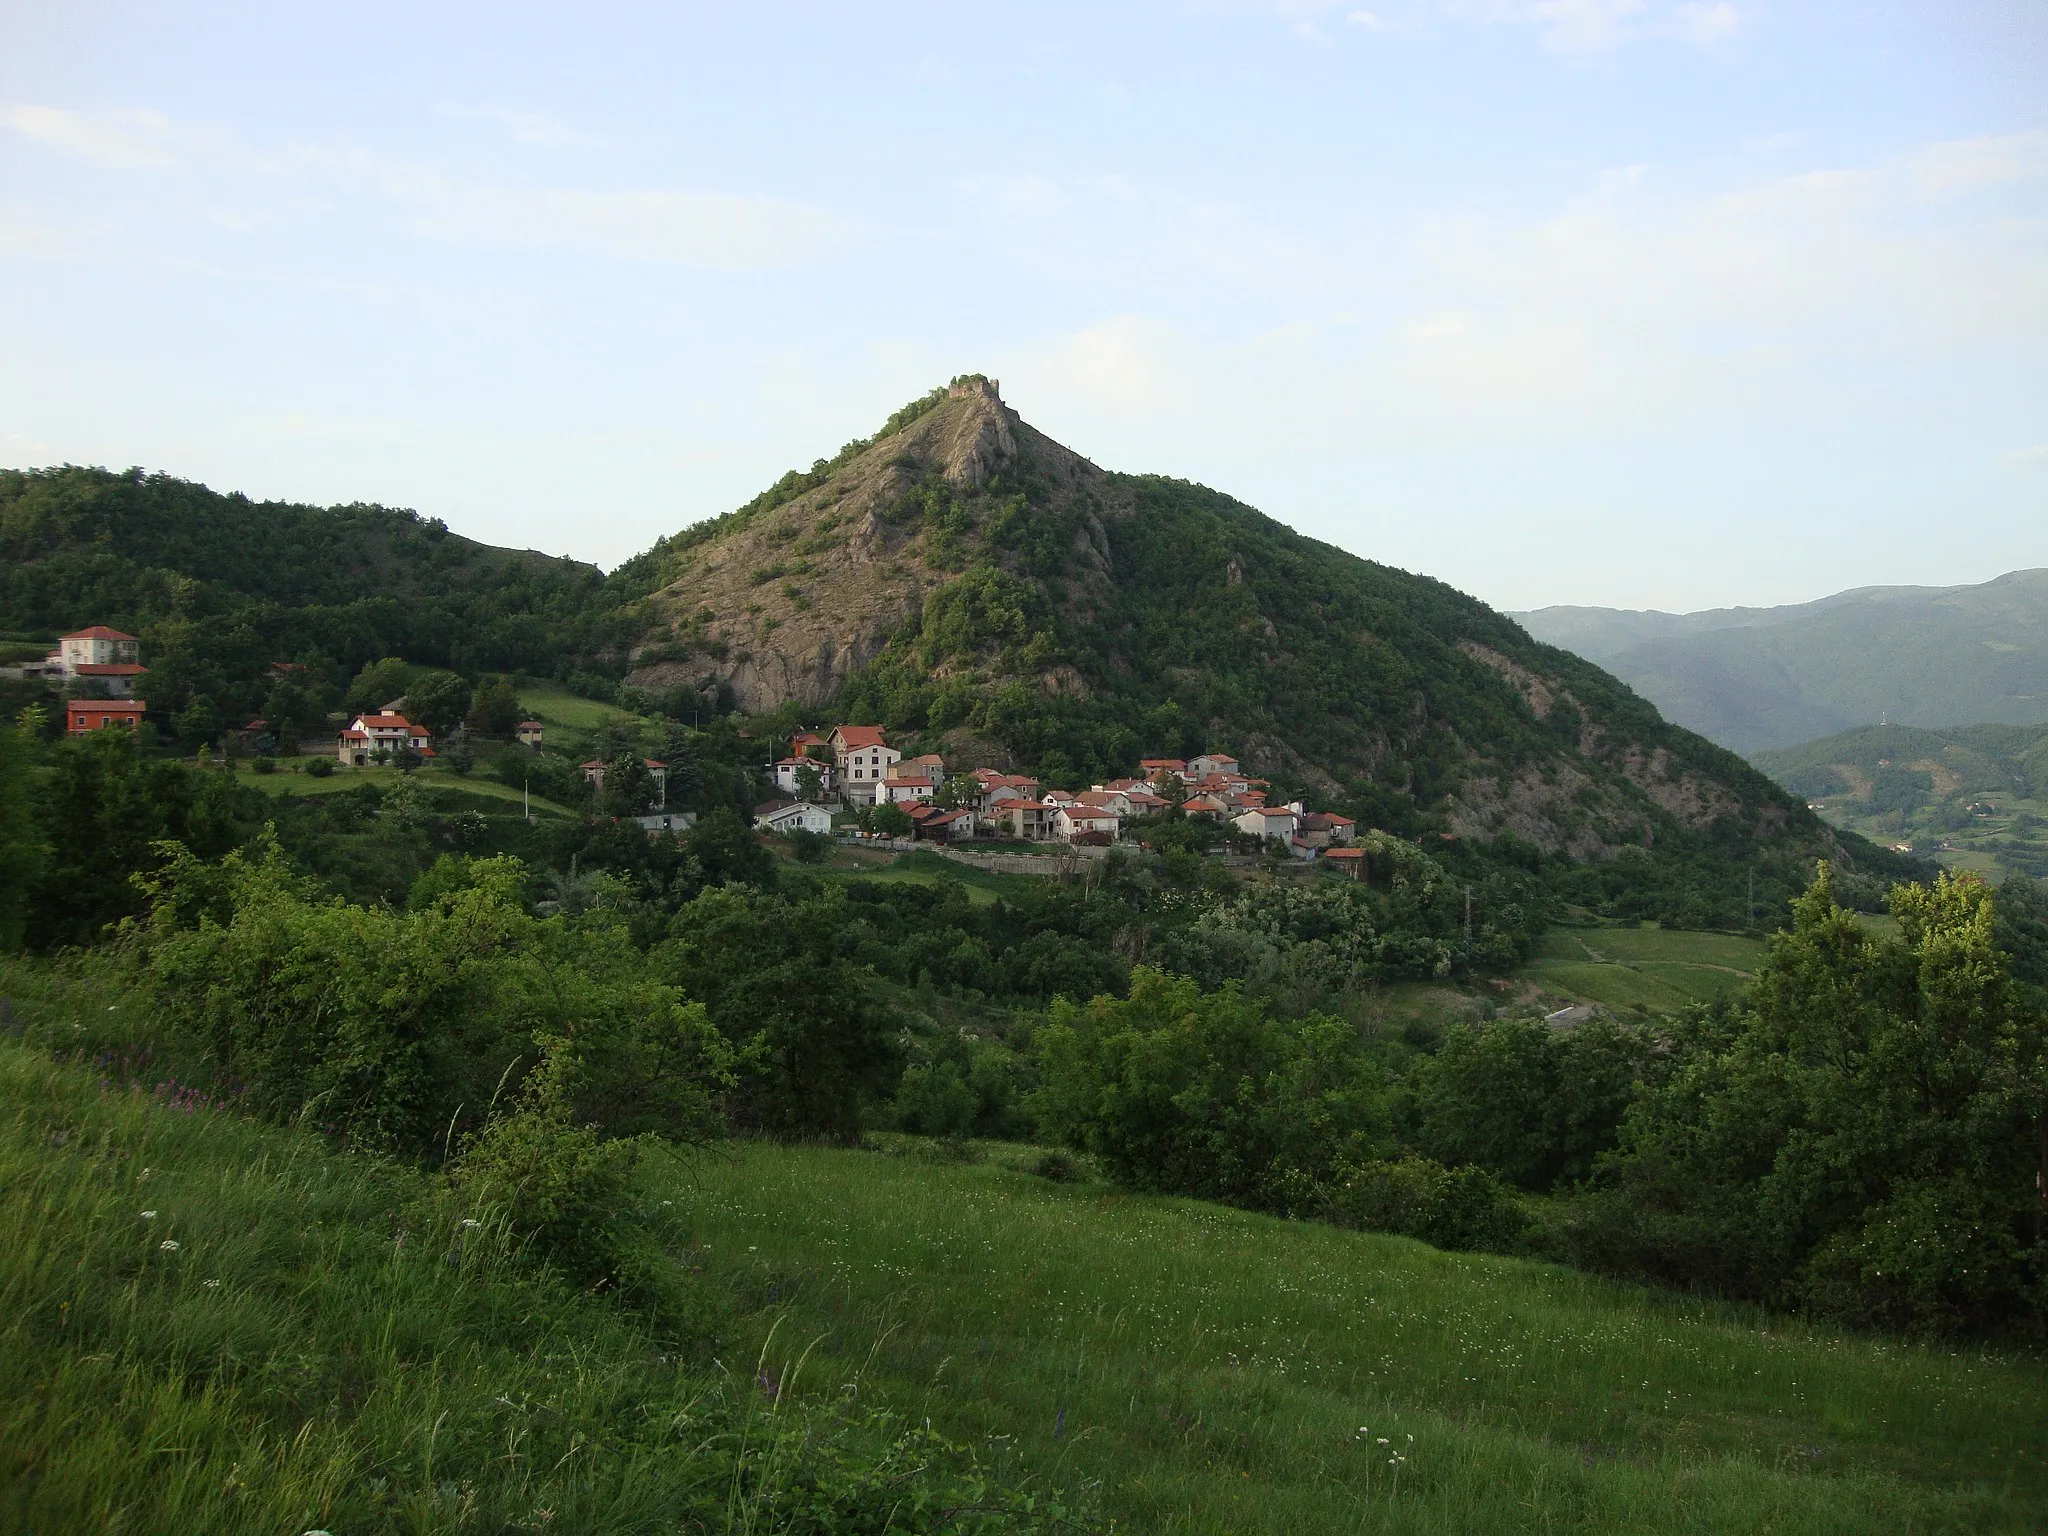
top-left (754, 724), bottom-right (1365, 865)
top-left (7, 627), bottom-right (153, 736)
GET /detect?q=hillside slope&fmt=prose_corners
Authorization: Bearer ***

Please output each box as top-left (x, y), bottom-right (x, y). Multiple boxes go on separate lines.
top-left (625, 378), bottom-right (1890, 879)
top-left (0, 465), bottom-right (622, 716)
top-left (1514, 570), bottom-right (2048, 754)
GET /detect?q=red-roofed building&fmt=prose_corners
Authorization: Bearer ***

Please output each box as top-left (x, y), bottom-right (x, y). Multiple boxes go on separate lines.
top-left (830, 724), bottom-right (900, 801)
top-left (66, 699), bottom-right (147, 736)
top-left (48, 626), bottom-right (147, 695)
top-left (1322, 846), bottom-right (1367, 879)
top-left (339, 712), bottom-right (433, 765)
top-left (516, 720), bottom-right (545, 747)
top-left (1055, 804), bottom-right (1121, 843)
top-left (773, 756), bottom-right (837, 799)
top-left (883, 774), bottom-right (937, 805)
top-left (1182, 794), bottom-right (1230, 820)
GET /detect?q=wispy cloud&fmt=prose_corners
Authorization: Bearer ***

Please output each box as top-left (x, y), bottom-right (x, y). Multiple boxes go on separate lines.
top-left (1911, 131), bottom-right (2048, 195)
top-left (1015, 129), bottom-right (2048, 442)
top-left (1216, 0), bottom-right (1745, 51)
top-left (0, 104), bottom-right (844, 268)
top-left (434, 105), bottom-right (609, 149)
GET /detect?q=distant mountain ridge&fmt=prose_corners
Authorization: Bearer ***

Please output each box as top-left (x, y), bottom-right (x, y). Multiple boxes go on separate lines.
top-left (1513, 570), bottom-right (2048, 755)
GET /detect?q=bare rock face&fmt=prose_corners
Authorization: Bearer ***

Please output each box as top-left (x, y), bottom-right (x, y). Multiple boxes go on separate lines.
top-left (628, 376), bottom-right (1082, 714)
top-left (936, 377), bottom-right (1018, 490)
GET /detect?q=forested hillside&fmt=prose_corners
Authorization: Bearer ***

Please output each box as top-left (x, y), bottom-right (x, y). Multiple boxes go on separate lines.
top-left (0, 466), bottom-right (633, 728)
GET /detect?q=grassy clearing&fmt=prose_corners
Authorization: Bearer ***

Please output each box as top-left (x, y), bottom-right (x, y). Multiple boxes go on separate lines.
top-left (520, 684), bottom-right (646, 733)
top-left (1522, 925), bottom-right (1764, 1011)
top-left (241, 764), bottom-right (578, 817)
top-left (672, 1141), bottom-right (2048, 1535)
top-left (815, 852), bottom-right (1053, 909)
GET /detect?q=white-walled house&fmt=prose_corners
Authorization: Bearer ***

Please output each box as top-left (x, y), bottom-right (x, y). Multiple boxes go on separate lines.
top-left (1187, 753), bottom-right (1241, 781)
top-left (883, 775), bottom-right (937, 805)
top-left (48, 625), bottom-right (147, 696)
top-left (1056, 805), bottom-right (1121, 843)
top-left (339, 712), bottom-right (433, 766)
top-left (830, 725), bottom-right (901, 800)
top-left (1233, 806), bottom-right (1298, 842)
top-left (774, 756), bottom-right (837, 799)
top-left (754, 799), bottom-right (835, 835)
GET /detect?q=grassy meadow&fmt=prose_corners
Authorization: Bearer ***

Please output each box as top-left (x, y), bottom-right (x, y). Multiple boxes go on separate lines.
top-left (3, 953), bottom-right (2046, 1533)
top-left (1521, 924), bottom-right (1765, 1012)
top-left (674, 1141), bottom-right (2048, 1535)
top-left (241, 760), bottom-right (580, 817)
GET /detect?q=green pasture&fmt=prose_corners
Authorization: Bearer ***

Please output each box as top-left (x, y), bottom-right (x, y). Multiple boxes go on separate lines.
top-left (518, 683), bottom-right (647, 733)
top-left (1522, 925), bottom-right (1764, 1011)
top-left (672, 1139), bottom-right (2048, 1535)
top-left (240, 763), bottom-right (577, 817)
top-left (816, 850), bottom-right (1054, 908)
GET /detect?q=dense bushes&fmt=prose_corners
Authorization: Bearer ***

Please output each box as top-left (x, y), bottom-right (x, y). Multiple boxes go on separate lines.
top-left (1566, 868), bottom-right (2048, 1334)
top-left (1327, 1157), bottom-right (1526, 1252)
top-left (138, 839), bottom-right (732, 1160)
top-left (1031, 970), bottom-right (1390, 1212)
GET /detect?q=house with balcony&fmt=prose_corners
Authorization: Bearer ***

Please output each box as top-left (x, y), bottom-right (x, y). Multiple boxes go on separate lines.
top-left (48, 626), bottom-right (147, 696)
top-left (339, 712), bottom-right (433, 766)
top-left (830, 725), bottom-right (901, 802)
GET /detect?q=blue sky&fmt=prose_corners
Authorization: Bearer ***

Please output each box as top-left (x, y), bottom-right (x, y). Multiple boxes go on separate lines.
top-left (1, 1), bottom-right (2042, 611)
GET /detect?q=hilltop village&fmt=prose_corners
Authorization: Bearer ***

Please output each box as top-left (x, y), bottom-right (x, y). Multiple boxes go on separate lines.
top-left (756, 723), bottom-right (1361, 864)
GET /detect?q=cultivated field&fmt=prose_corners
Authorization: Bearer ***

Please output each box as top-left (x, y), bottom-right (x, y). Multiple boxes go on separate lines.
top-left (1521, 924), bottom-right (1766, 1011)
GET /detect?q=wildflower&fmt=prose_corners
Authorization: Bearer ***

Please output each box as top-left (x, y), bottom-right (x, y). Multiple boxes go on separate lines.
top-left (140, 1210), bottom-right (157, 1220)
top-left (160, 1239), bottom-right (180, 1252)
top-left (203, 1279), bottom-right (221, 1289)
top-left (459, 1218), bottom-right (481, 1229)
top-left (138, 1168), bottom-right (152, 1180)
top-left (1377, 1437), bottom-right (1389, 1445)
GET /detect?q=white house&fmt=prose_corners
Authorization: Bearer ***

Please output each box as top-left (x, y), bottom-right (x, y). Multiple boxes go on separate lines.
top-left (339, 712), bottom-right (433, 766)
top-left (1187, 753), bottom-right (1241, 782)
top-left (1233, 806), bottom-right (1298, 842)
top-left (1055, 805), bottom-right (1121, 843)
top-left (883, 774), bottom-right (937, 805)
top-left (830, 725), bottom-right (901, 800)
top-left (48, 625), bottom-right (146, 696)
top-left (774, 756), bottom-right (837, 799)
top-left (755, 799), bottom-right (835, 835)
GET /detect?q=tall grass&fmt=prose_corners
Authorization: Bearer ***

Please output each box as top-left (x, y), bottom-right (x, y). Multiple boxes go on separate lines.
top-left (0, 964), bottom-right (1081, 1534)
top-left (666, 1141), bottom-right (2048, 1534)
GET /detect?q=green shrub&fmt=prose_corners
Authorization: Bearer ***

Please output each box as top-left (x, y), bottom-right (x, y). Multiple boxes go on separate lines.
top-left (304, 755), bottom-right (335, 777)
top-left (451, 1036), bottom-right (647, 1283)
top-left (1328, 1155), bottom-right (1527, 1252)
top-left (1030, 968), bottom-right (1390, 1213)
top-left (250, 755), bottom-right (276, 775)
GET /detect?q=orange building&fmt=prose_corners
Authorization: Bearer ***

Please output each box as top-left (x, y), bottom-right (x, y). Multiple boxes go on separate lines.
top-left (66, 699), bottom-right (147, 735)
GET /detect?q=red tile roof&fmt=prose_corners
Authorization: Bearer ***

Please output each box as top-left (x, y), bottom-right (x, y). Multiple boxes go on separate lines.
top-left (62, 625), bottom-right (137, 641)
top-left (832, 725), bottom-right (888, 749)
top-left (73, 662), bottom-right (147, 676)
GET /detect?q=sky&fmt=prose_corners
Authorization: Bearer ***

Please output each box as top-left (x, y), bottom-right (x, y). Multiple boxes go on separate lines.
top-left (1, 1), bottom-right (2043, 614)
